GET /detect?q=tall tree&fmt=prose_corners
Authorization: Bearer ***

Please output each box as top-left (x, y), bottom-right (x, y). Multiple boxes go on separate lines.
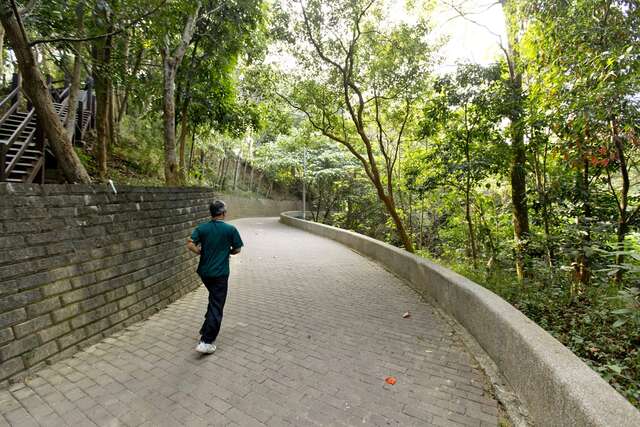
top-left (92, 0), bottom-right (113, 180)
top-left (158, 1), bottom-right (201, 185)
top-left (502, 0), bottom-right (531, 282)
top-left (0, 2), bottom-right (91, 183)
top-left (279, 0), bottom-right (435, 252)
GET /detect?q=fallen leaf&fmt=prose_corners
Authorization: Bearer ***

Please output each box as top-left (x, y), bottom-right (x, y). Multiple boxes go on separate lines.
top-left (385, 376), bottom-right (397, 385)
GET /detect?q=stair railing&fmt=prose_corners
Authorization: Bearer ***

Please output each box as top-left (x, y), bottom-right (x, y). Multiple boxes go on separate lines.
top-left (0, 74), bottom-right (23, 181)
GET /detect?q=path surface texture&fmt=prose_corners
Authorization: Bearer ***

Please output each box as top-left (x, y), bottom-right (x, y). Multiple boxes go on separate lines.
top-left (0, 218), bottom-right (498, 427)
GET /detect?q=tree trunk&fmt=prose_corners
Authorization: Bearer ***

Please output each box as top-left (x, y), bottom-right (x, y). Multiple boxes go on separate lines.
top-left (376, 182), bottom-right (414, 252)
top-left (256, 172), bottom-right (263, 196)
top-left (64, 54), bottom-right (81, 139)
top-left (0, 25), bottom-right (5, 82)
top-left (232, 155), bottom-right (240, 190)
top-left (510, 97), bottom-right (530, 282)
top-left (465, 184), bottom-right (478, 269)
top-left (108, 80), bottom-right (116, 148)
top-left (532, 132), bottom-right (553, 268)
top-left (160, 2), bottom-right (200, 186)
top-left (117, 47), bottom-right (143, 124)
top-left (200, 149), bottom-right (205, 184)
top-left (188, 131), bottom-right (196, 172)
top-left (418, 193), bottom-right (425, 251)
top-left (92, 2), bottom-right (113, 181)
top-left (611, 119), bottom-right (630, 284)
top-left (464, 111), bottom-right (478, 268)
top-left (575, 158), bottom-right (591, 287)
top-left (178, 103), bottom-right (189, 175)
top-left (161, 62), bottom-right (180, 185)
top-left (93, 44), bottom-right (111, 180)
top-left (502, 0), bottom-right (530, 282)
top-left (0, 6), bottom-right (90, 183)
top-left (64, 3), bottom-right (85, 140)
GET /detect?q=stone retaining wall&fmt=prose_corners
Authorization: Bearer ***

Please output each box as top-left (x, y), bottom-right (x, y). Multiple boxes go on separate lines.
top-left (280, 212), bottom-right (640, 427)
top-left (0, 183), bottom-right (298, 383)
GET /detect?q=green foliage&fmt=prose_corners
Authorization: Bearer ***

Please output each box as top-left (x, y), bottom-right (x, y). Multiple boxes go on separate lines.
top-left (112, 115), bottom-right (165, 183)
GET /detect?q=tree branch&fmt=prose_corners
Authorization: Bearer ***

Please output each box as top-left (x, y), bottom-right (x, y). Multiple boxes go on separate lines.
top-left (28, 0), bottom-right (168, 47)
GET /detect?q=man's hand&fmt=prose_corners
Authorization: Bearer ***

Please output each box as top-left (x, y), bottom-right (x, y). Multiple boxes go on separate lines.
top-left (187, 239), bottom-right (201, 255)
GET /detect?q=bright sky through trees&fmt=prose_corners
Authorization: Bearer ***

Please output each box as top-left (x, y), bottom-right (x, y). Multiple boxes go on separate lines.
top-left (430, 1), bottom-right (507, 70)
top-left (266, 0), bottom-right (508, 73)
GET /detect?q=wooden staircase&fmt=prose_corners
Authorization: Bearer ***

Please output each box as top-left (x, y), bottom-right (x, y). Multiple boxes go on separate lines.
top-left (0, 75), bottom-right (95, 183)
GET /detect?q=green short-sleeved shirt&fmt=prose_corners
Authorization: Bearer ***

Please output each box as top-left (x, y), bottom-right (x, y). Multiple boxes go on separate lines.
top-left (191, 220), bottom-right (243, 278)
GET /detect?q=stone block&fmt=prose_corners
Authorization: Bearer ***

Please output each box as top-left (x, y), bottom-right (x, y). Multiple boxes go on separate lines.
top-left (0, 236), bottom-right (25, 250)
top-left (0, 289), bottom-right (42, 312)
top-left (84, 318), bottom-right (111, 338)
top-left (0, 328), bottom-right (14, 345)
top-left (69, 273), bottom-right (97, 289)
top-left (0, 280), bottom-right (17, 297)
top-left (118, 295), bottom-right (137, 310)
top-left (41, 280), bottom-right (72, 298)
top-left (57, 329), bottom-right (87, 350)
top-left (0, 357), bottom-right (24, 381)
top-left (0, 309), bottom-right (27, 329)
top-left (108, 310), bottom-right (129, 326)
top-left (0, 334), bottom-right (39, 360)
top-left (23, 340), bottom-right (58, 367)
top-left (105, 287), bottom-right (127, 302)
top-left (0, 247), bottom-right (46, 264)
top-left (13, 314), bottom-right (52, 338)
top-left (70, 310), bottom-right (102, 329)
top-left (52, 303), bottom-right (80, 323)
top-left (26, 297), bottom-right (61, 317)
top-left (38, 322), bottom-right (71, 344)
top-left (79, 295), bottom-right (106, 312)
top-left (61, 288), bottom-right (91, 305)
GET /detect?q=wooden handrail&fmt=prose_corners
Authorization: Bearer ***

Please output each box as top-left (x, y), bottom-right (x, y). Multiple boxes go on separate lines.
top-left (0, 86), bottom-right (19, 111)
top-left (3, 108), bottom-right (35, 150)
top-left (0, 143), bottom-right (7, 180)
top-left (4, 125), bottom-right (36, 176)
top-left (0, 102), bottom-right (19, 131)
top-left (58, 86), bottom-right (70, 101)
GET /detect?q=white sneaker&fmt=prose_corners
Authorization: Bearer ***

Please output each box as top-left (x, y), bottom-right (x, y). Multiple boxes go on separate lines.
top-left (195, 342), bottom-right (216, 354)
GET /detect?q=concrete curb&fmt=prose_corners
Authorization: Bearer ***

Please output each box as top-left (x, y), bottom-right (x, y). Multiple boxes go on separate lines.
top-left (280, 212), bottom-right (640, 427)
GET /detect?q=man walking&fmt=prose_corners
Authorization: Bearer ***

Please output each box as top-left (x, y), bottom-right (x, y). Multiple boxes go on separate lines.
top-left (187, 200), bottom-right (243, 354)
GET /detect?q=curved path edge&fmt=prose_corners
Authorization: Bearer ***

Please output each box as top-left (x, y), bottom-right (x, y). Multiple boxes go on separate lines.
top-left (280, 212), bottom-right (640, 427)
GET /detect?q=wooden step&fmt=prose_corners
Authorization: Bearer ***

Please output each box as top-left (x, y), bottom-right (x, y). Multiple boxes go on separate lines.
top-left (14, 162), bottom-right (36, 169)
top-left (7, 150), bottom-right (39, 158)
top-left (0, 127), bottom-right (35, 136)
top-left (8, 154), bottom-right (39, 162)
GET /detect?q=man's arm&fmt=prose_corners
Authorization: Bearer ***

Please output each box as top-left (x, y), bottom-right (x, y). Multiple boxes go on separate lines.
top-left (187, 239), bottom-right (201, 255)
top-left (230, 228), bottom-right (243, 255)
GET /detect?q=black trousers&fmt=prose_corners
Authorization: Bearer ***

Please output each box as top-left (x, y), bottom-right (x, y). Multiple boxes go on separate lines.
top-left (199, 275), bottom-right (229, 344)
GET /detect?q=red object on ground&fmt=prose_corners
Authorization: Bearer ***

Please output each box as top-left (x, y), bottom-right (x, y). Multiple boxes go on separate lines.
top-left (385, 376), bottom-right (397, 385)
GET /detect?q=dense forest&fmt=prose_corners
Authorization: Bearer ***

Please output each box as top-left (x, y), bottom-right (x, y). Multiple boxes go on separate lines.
top-left (0, 0), bottom-right (638, 408)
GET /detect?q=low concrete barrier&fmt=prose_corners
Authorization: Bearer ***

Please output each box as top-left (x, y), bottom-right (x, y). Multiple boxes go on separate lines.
top-left (280, 212), bottom-right (640, 427)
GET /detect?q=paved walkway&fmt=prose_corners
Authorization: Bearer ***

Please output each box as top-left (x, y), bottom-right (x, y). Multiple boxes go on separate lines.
top-left (0, 218), bottom-right (498, 426)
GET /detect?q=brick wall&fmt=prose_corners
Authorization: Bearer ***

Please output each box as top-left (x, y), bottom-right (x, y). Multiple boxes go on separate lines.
top-left (0, 183), bottom-right (298, 383)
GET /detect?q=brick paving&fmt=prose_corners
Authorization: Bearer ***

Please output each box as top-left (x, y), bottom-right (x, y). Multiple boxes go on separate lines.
top-left (0, 218), bottom-right (498, 426)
